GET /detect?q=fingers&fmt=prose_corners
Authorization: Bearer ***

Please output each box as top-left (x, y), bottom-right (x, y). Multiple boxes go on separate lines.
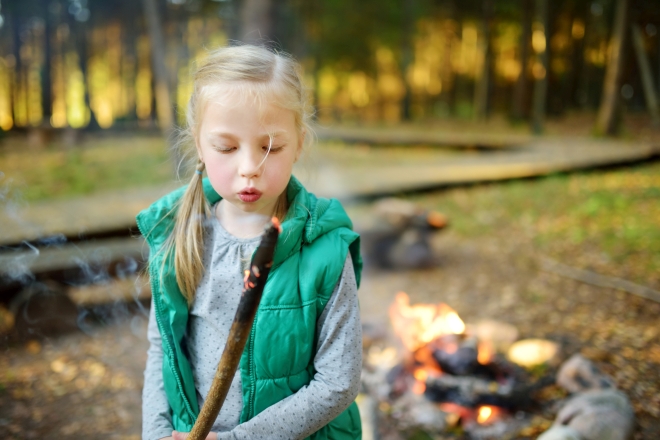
top-left (172, 431), bottom-right (187, 440)
top-left (171, 430), bottom-right (217, 440)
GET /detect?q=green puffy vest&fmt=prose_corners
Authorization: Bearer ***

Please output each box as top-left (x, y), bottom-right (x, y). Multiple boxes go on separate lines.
top-left (136, 176), bottom-right (363, 439)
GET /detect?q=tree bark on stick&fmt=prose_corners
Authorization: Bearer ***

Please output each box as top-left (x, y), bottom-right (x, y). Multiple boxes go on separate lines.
top-left (631, 23), bottom-right (659, 126)
top-left (188, 220), bottom-right (281, 440)
top-left (595, 0), bottom-right (629, 136)
top-left (531, 0), bottom-right (549, 134)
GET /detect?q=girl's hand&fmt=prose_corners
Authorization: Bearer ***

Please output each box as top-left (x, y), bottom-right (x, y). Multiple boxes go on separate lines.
top-left (171, 430), bottom-right (218, 440)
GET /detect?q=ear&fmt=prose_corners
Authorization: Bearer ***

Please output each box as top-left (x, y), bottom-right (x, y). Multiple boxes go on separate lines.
top-left (194, 134), bottom-right (204, 162)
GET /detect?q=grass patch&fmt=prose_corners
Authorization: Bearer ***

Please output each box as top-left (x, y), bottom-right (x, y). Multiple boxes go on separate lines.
top-left (409, 162), bottom-right (660, 288)
top-left (1, 136), bottom-right (175, 201)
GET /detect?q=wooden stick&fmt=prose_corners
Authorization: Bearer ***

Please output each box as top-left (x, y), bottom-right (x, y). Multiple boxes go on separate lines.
top-left (187, 218), bottom-right (281, 440)
top-left (540, 257), bottom-right (660, 303)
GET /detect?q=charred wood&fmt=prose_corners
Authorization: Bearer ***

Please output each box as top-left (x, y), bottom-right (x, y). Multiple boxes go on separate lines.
top-left (424, 373), bottom-right (554, 410)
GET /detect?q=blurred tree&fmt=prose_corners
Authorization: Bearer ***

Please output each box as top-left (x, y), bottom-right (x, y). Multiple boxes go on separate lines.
top-left (473, 0), bottom-right (493, 121)
top-left (531, 0), bottom-right (548, 134)
top-left (399, 0), bottom-right (414, 121)
top-left (8, 6), bottom-right (23, 127)
top-left (511, 0), bottom-right (532, 121)
top-left (595, 0), bottom-right (629, 135)
top-left (69, 1), bottom-right (99, 130)
top-left (40, 0), bottom-right (52, 126)
top-left (564, 0), bottom-right (588, 111)
top-left (141, 0), bottom-right (174, 134)
top-left (240, 0), bottom-right (273, 44)
top-left (631, 23), bottom-right (659, 125)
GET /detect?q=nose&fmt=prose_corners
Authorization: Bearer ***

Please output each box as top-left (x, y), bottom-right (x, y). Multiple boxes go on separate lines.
top-left (238, 148), bottom-right (264, 179)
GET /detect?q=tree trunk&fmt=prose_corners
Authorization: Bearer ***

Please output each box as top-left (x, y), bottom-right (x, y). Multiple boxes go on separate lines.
top-left (400, 0), bottom-right (414, 121)
top-left (240, 0), bottom-right (274, 44)
top-left (512, 0), bottom-right (532, 121)
top-left (141, 0), bottom-right (174, 136)
top-left (567, 11), bottom-right (587, 109)
top-left (441, 1), bottom-right (456, 113)
top-left (41, 0), bottom-right (53, 127)
top-left (64, 8), bottom-right (98, 131)
top-left (658, 37), bottom-right (660, 101)
top-left (631, 23), bottom-right (659, 126)
top-left (531, 0), bottom-right (549, 134)
top-left (11, 11), bottom-right (24, 127)
top-left (473, 0), bottom-right (493, 121)
top-left (595, 0), bottom-right (629, 136)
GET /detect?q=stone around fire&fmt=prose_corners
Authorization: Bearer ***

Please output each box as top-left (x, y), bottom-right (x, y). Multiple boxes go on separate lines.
top-left (554, 389), bottom-right (634, 440)
top-left (556, 354), bottom-right (615, 393)
top-left (537, 425), bottom-right (582, 440)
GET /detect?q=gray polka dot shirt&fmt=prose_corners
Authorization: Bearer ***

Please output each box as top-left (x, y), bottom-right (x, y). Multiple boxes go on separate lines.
top-left (142, 212), bottom-right (362, 440)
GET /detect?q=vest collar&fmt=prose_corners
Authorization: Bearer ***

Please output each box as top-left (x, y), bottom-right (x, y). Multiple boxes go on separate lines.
top-left (137, 175), bottom-right (315, 269)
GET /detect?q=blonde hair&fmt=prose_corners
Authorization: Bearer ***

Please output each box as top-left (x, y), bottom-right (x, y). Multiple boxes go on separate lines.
top-left (164, 44), bottom-right (313, 304)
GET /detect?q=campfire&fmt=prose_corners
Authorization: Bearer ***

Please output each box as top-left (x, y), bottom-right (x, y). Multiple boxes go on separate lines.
top-left (362, 292), bottom-right (556, 438)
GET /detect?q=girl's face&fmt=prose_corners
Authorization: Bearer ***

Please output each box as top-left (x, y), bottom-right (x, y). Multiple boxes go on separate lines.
top-left (196, 88), bottom-right (303, 217)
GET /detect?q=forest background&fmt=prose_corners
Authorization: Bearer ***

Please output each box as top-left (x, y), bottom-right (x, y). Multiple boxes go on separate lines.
top-left (2, 1), bottom-right (660, 437)
top-left (1, 0), bottom-right (659, 139)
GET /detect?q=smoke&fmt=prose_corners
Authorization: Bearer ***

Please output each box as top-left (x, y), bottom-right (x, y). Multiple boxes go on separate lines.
top-left (1, 190), bottom-right (147, 340)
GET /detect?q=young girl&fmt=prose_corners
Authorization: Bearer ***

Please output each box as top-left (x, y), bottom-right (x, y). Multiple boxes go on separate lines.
top-left (137, 45), bottom-right (363, 440)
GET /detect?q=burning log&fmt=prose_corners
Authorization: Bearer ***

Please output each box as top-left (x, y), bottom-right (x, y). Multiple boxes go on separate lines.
top-left (187, 219), bottom-right (281, 440)
top-left (424, 371), bottom-right (554, 410)
top-left (432, 342), bottom-right (480, 376)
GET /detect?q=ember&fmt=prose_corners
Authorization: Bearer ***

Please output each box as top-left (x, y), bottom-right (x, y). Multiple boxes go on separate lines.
top-left (476, 405), bottom-right (493, 424)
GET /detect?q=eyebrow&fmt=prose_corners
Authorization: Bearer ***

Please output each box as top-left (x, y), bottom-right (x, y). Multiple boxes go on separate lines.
top-left (208, 130), bottom-right (289, 139)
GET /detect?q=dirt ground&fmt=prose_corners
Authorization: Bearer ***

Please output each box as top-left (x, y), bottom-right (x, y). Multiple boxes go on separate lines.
top-left (1, 223), bottom-right (659, 439)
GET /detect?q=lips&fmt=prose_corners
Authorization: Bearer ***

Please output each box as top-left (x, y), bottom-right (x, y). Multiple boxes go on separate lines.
top-left (238, 188), bottom-right (262, 203)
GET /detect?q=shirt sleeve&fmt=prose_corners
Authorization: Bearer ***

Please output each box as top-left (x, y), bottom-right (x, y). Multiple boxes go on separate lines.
top-left (142, 297), bottom-right (175, 440)
top-left (216, 253), bottom-right (362, 440)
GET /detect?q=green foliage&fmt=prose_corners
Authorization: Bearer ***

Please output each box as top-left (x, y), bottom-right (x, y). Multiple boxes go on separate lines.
top-left (410, 162), bottom-right (660, 287)
top-left (0, 136), bottom-right (174, 201)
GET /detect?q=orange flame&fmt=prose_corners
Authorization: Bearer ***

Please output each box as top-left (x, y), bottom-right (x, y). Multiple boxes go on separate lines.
top-left (411, 381), bottom-right (426, 395)
top-left (271, 216), bottom-right (282, 233)
top-left (411, 367), bottom-right (430, 394)
top-left (477, 341), bottom-right (493, 365)
top-left (477, 406), bottom-right (495, 424)
top-left (389, 292), bottom-right (466, 352)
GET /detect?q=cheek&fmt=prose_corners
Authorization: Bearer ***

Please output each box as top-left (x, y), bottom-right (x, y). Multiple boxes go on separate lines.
top-left (263, 157), bottom-right (295, 188)
top-left (204, 159), bottom-right (234, 193)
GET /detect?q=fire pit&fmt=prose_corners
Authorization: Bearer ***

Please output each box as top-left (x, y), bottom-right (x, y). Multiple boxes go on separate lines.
top-left (361, 292), bottom-right (560, 439)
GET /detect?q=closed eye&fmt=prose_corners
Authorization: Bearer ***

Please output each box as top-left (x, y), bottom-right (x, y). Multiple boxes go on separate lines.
top-left (263, 145), bottom-right (284, 153)
top-left (214, 145), bottom-right (237, 153)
